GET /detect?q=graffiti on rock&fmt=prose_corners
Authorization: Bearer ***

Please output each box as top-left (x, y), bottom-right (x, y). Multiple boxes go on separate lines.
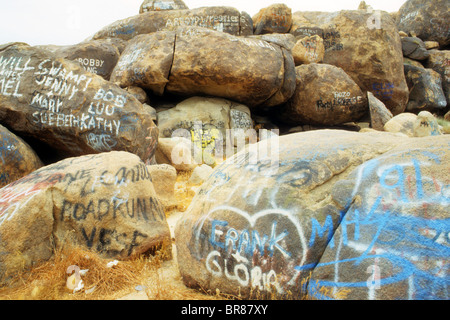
top-left (186, 146), bottom-right (449, 299)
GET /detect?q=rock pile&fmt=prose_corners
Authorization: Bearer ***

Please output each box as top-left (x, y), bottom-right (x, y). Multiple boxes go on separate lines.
top-left (0, 0), bottom-right (448, 300)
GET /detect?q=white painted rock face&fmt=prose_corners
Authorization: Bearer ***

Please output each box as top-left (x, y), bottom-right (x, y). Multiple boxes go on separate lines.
top-left (175, 130), bottom-right (450, 300)
top-left (0, 43), bottom-right (159, 163)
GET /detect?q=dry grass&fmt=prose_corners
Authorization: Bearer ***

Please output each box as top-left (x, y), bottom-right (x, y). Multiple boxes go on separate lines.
top-left (0, 245), bottom-right (157, 300)
top-left (0, 243), bottom-right (223, 300)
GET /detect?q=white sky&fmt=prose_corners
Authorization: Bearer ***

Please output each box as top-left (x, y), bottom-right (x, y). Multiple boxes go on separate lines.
top-left (0, 0), bottom-right (406, 46)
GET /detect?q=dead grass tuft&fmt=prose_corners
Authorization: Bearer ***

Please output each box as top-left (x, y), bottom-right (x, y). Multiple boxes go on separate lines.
top-left (0, 244), bottom-right (170, 300)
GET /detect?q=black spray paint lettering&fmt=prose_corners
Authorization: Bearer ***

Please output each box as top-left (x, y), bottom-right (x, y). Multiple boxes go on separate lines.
top-left (59, 196), bottom-right (165, 222)
top-left (81, 226), bottom-right (148, 257)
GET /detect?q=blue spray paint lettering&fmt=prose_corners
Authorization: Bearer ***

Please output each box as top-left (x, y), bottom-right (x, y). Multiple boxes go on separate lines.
top-left (309, 214), bottom-right (335, 248)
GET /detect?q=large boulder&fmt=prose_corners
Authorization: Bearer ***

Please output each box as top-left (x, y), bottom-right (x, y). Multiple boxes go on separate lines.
top-left (252, 4), bottom-right (293, 35)
top-left (165, 27), bottom-right (296, 108)
top-left (175, 130), bottom-right (449, 300)
top-left (396, 0), bottom-right (450, 48)
top-left (278, 63), bottom-right (368, 126)
top-left (157, 96), bottom-right (253, 164)
top-left (383, 112), bottom-right (417, 137)
top-left (0, 151), bottom-right (171, 283)
top-left (292, 35), bottom-right (325, 65)
top-left (110, 26), bottom-right (295, 107)
top-left (90, 7), bottom-right (247, 41)
top-left (308, 135), bottom-right (449, 300)
top-left (404, 64), bottom-right (447, 112)
top-left (110, 32), bottom-right (176, 96)
top-left (424, 50), bottom-right (450, 106)
top-left (0, 124), bottom-right (43, 187)
top-left (0, 43), bottom-right (158, 163)
top-left (290, 10), bottom-right (409, 115)
top-left (401, 37), bottom-right (430, 61)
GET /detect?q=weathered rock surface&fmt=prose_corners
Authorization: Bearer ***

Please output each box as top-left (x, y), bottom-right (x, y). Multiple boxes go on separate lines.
top-left (139, 0), bottom-right (188, 14)
top-left (368, 92), bottom-right (393, 131)
top-left (401, 37), bottom-right (430, 61)
top-left (0, 43), bottom-right (158, 163)
top-left (424, 41), bottom-right (440, 50)
top-left (147, 163), bottom-right (177, 208)
top-left (37, 39), bottom-right (122, 80)
top-left (124, 86), bottom-right (151, 105)
top-left (91, 7), bottom-right (246, 41)
top-left (0, 151), bottom-right (171, 283)
top-left (292, 35), bottom-right (325, 65)
top-left (239, 11), bottom-right (254, 36)
top-left (157, 96), bottom-right (253, 165)
top-left (383, 112), bottom-right (417, 137)
top-left (309, 134), bottom-right (449, 300)
top-left (289, 11), bottom-right (328, 39)
top-left (165, 27), bottom-right (295, 107)
top-left (290, 10), bottom-right (409, 115)
top-left (253, 4), bottom-right (292, 35)
top-left (396, 0), bottom-right (450, 47)
top-left (158, 96), bottom-right (252, 138)
top-left (248, 33), bottom-right (296, 51)
top-left (110, 32), bottom-right (175, 95)
top-left (413, 110), bottom-right (442, 137)
top-left (155, 137), bottom-right (198, 171)
top-left (175, 130), bottom-right (449, 299)
top-left (279, 64), bottom-right (368, 126)
top-left (0, 124), bottom-right (43, 187)
top-left (424, 50), bottom-right (450, 105)
top-left (404, 64), bottom-right (447, 111)
top-left (403, 57), bottom-right (424, 68)
top-left (112, 26), bottom-right (294, 107)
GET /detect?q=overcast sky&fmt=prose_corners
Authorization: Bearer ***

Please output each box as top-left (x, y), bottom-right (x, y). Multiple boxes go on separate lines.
top-left (1, 0), bottom-right (406, 46)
